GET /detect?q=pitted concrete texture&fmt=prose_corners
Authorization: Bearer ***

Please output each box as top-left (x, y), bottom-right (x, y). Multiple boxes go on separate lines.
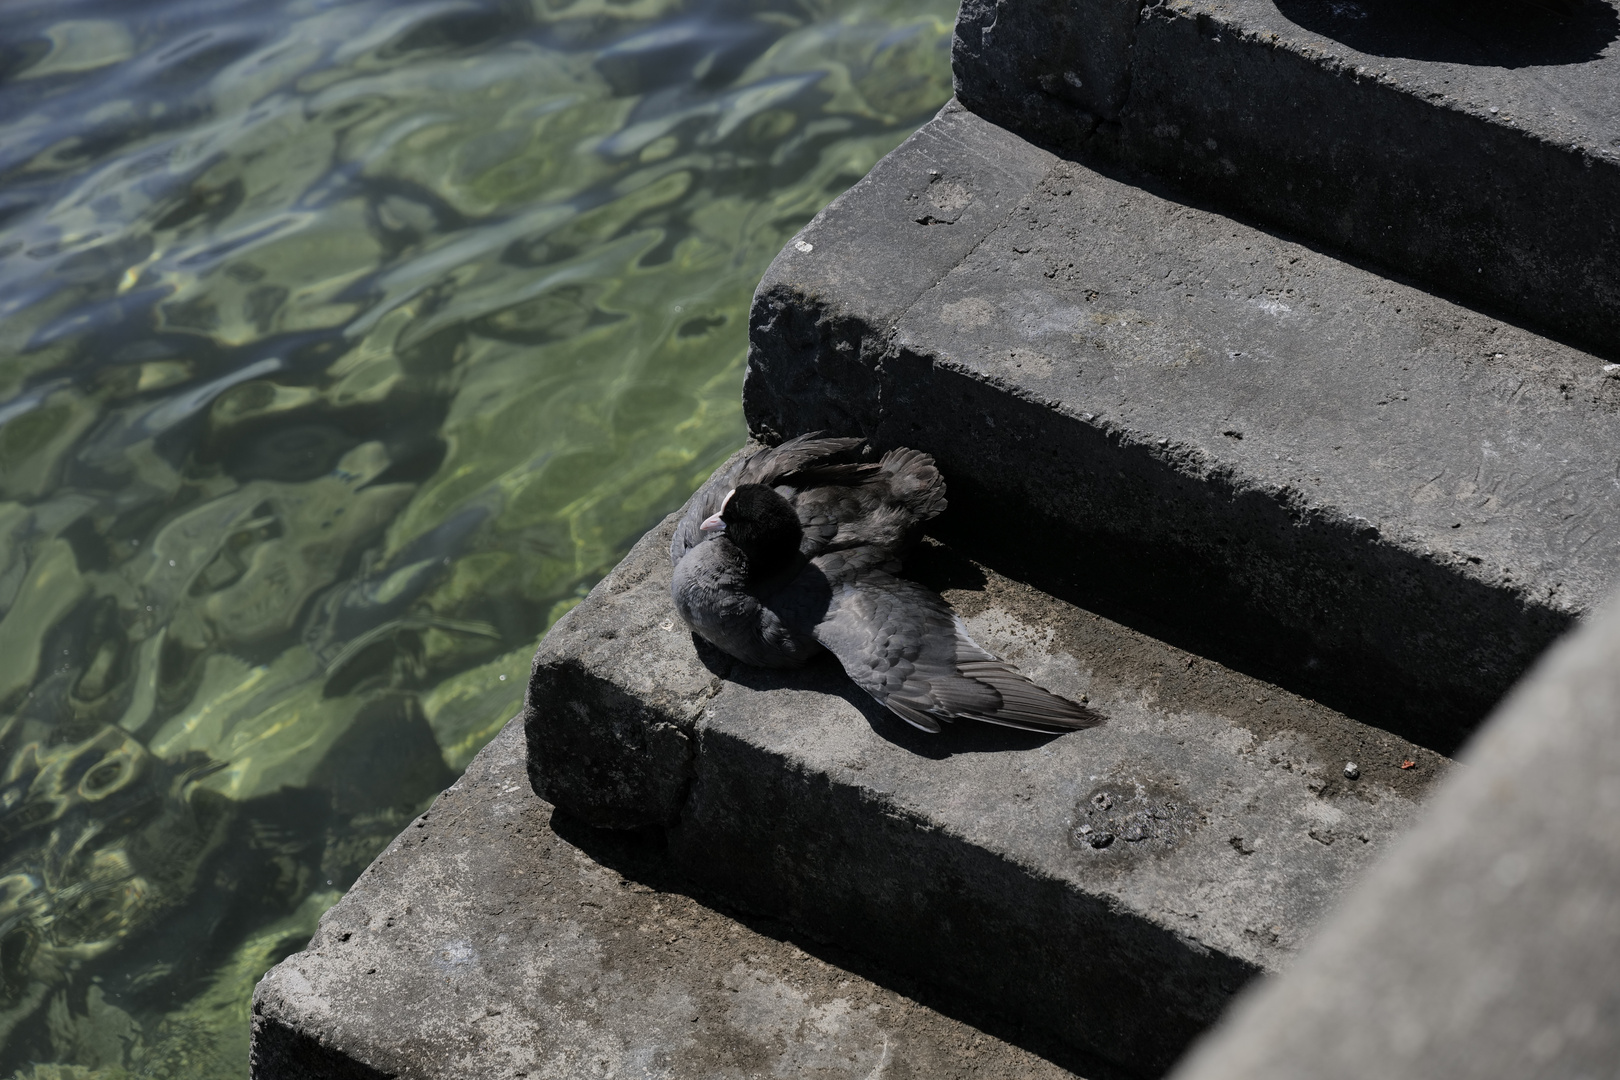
top-left (953, 0), bottom-right (1620, 353)
top-left (1170, 583), bottom-right (1620, 1080)
top-left (748, 103), bottom-right (1617, 755)
top-left (525, 497), bottom-right (1449, 1077)
top-left (250, 721), bottom-right (1080, 1080)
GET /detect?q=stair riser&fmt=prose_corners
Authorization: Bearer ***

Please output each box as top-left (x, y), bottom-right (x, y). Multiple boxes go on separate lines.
top-left (954, 0), bottom-right (1620, 356)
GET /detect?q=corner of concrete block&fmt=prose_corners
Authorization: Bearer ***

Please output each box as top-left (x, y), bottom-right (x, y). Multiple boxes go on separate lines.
top-left (250, 969), bottom-right (390, 1080)
top-left (951, 0), bottom-right (1140, 152)
top-left (523, 659), bottom-right (695, 830)
top-left (744, 283), bottom-right (881, 445)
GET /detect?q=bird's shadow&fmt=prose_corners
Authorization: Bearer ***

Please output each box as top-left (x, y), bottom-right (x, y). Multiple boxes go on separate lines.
top-left (689, 630), bottom-right (1064, 760)
top-left (901, 537), bottom-right (990, 595)
top-left (1271, 0), bottom-right (1618, 67)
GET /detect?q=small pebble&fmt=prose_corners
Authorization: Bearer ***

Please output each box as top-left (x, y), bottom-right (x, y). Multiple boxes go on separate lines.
top-left (1343, 762), bottom-right (1360, 780)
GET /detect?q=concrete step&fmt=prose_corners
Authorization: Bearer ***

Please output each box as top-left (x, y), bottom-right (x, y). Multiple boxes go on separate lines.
top-left (525, 502), bottom-right (1449, 1077)
top-left (250, 721), bottom-right (1085, 1080)
top-left (748, 101), bottom-right (1620, 756)
top-left (952, 0), bottom-right (1620, 354)
top-left (1170, 584), bottom-right (1620, 1080)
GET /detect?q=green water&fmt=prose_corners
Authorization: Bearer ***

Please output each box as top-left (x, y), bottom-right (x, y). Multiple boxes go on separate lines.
top-left (0, 0), bottom-right (955, 1073)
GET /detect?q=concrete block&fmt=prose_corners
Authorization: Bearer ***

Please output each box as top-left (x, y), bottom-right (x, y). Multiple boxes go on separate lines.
top-left (953, 0), bottom-right (1620, 354)
top-left (743, 100), bottom-right (1059, 441)
top-left (1169, 581), bottom-right (1620, 1080)
top-left (748, 105), bottom-right (1619, 754)
top-left (250, 722), bottom-right (1079, 1079)
top-left (525, 501), bottom-right (1447, 1076)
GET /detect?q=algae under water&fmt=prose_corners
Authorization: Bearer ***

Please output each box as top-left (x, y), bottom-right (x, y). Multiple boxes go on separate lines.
top-left (0, 0), bottom-right (957, 1073)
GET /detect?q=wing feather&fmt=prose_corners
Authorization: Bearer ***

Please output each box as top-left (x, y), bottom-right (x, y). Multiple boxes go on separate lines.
top-left (811, 570), bottom-right (1100, 733)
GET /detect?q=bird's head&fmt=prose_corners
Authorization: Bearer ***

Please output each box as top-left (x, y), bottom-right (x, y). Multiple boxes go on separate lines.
top-left (701, 484), bottom-right (802, 573)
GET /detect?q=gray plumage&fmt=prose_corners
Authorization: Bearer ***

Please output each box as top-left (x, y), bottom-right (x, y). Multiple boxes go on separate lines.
top-left (670, 434), bottom-right (1100, 734)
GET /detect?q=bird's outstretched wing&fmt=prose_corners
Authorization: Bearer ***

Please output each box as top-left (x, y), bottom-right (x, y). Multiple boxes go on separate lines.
top-left (810, 559), bottom-right (1100, 734)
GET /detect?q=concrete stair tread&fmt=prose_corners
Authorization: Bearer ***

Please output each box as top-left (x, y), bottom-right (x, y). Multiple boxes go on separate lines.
top-left (748, 102), bottom-right (1618, 753)
top-left (525, 507), bottom-right (1448, 1075)
top-left (1170, 583), bottom-right (1620, 1080)
top-left (251, 722), bottom-right (1082, 1080)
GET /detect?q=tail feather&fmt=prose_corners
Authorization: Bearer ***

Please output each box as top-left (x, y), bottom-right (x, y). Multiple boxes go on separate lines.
top-left (878, 447), bottom-right (947, 522)
top-left (954, 659), bottom-right (1102, 732)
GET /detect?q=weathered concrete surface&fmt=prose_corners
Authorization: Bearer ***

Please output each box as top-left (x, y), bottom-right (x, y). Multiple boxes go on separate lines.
top-left (953, 0), bottom-right (1620, 354)
top-left (742, 97), bottom-right (1059, 442)
top-left (748, 104), bottom-right (1619, 755)
top-left (250, 721), bottom-right (1080, 1080)
top-left (525, 494), bottom-right (1449, 1077)
top-left (1169, 583), bottom-right (1620, 1080)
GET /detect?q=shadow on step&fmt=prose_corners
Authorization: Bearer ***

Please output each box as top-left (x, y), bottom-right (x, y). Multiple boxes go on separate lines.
top-left (547, 806), bottom-right (1153, 1080)
top-left (1273, 0), bottom-right (1619, 68)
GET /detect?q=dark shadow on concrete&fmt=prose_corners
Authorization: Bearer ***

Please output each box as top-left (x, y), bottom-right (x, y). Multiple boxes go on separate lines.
top-left (1272, 0), bottom-right (1619, 67)
top-left (673, 727), bottom-right (1265, 1077)
top-left (1064, 149), bottom-right (1620, 367)
top-left (904, 538), bottom-right (990, 594)
top-left (547, 805), bottom-right (1154, 1080)
top-left (690, 629), bottom-right (739, 677)
top-left (251, 1011), bottom-right (393, 1080)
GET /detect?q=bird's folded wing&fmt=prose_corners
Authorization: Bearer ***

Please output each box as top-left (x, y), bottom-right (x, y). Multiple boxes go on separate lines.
top-left (786, 447), bottom-right (945, 553)
top-left (796, 493), bottom-right (917, 555)
top-left (810, 570), bottom-right (1101, 734)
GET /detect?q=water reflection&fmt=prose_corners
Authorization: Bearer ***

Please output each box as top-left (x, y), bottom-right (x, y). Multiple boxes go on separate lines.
top-left (0, 0), bottom-right (956, 1073)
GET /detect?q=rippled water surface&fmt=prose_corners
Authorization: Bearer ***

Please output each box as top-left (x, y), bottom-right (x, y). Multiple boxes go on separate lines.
top-left (0, 0), bottom-right (955, 1072)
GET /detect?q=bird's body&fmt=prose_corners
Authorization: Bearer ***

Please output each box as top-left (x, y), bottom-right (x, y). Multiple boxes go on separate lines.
top-left (670, 434), bottom-right (1099, 734)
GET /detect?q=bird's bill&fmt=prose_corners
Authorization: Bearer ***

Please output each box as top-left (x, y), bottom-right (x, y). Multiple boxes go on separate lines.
top-left (701, 488), bottom-right (735, 532)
